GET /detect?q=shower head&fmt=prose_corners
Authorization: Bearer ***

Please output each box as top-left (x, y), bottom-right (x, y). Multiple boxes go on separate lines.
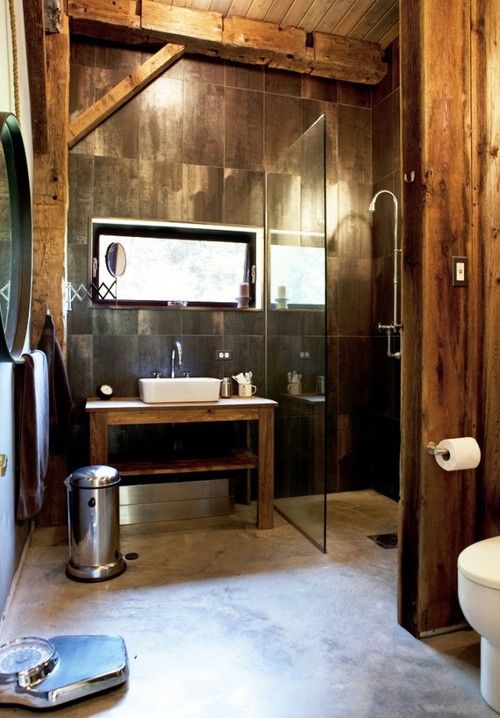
top-left (369, 189), bottom-right (398, 213)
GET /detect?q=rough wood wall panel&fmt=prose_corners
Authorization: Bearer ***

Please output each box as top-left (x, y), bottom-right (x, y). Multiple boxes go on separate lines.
top-left (22, 0), bottom-right (48, 153)
top-left (473, 1), bottom-right (500, 536)
top-left (399, 0), bottom-right (481, 636)
top-left (419, 0), bottom-right (476, 626)
top-left (31, 17), bottom-right (70, 350)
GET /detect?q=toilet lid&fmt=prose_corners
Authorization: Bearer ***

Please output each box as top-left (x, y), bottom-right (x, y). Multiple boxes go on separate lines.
top-left (458, 536), bottom-right (500, 589)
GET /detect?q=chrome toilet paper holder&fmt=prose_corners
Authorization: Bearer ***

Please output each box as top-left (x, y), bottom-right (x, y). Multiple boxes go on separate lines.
top-left (426, 442), bottom-right (450, 459)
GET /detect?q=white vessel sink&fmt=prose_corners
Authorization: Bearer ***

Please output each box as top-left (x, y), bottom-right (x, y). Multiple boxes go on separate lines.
top-left (139, 377), bottom-right (221, 403)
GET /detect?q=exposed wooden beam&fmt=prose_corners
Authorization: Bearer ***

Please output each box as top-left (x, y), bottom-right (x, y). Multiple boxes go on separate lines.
top-left (31, 14), bottom-right (69, 350)
top-left (67, 42), bottom-right (185, 149)
top-left (143, 3), bottom-right (222, 49)
top-left (67, 0), bottom-right (387, 84)
top-left (22, 0), bottom-right (48, 153)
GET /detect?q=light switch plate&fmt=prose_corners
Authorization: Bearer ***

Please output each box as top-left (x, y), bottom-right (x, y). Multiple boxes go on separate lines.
top-left (452, 256), bottom-right (468, 286)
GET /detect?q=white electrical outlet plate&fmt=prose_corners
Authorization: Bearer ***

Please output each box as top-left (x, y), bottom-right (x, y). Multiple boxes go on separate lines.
top-left (452, 256), bottom-right (467, 286)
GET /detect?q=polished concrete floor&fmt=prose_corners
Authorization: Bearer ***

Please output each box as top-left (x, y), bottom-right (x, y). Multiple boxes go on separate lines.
top-left (0, 490), bottom-right (494, 717)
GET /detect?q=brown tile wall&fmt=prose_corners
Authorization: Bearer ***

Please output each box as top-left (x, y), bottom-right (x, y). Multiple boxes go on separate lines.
top-left (66, 38), bottom-right (375, 494)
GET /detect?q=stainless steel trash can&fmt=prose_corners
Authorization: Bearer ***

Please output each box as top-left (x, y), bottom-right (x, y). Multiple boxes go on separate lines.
top-left (65, 465), bottom-right (126, 582)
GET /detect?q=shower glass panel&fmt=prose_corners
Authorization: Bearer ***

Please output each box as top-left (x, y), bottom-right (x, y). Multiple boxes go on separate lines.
top-left (265, 116), bottom-right (327, 552)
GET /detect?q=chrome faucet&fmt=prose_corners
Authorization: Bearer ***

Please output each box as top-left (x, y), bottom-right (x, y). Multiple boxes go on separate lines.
top-left (171, 341), bottom-right (182, 377)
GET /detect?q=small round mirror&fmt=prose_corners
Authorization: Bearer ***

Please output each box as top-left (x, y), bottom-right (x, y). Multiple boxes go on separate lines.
top-left (105, 242), bottom-right (126, 278)
top-left (0, 113), bottom-right (32, 362)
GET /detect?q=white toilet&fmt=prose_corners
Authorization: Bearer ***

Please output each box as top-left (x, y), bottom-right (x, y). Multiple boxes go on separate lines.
top-left (458, 536), bottom-right (500, 713)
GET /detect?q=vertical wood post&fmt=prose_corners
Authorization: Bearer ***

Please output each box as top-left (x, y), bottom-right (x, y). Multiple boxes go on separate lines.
top-left (399, 0), bottom-right (480, 634)
top-left (472, 2), bottom-right (500, 537)
top-left (31, 14), bottom-right (69, 352)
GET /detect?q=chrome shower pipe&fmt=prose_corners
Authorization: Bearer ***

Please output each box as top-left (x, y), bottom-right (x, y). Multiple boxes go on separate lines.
top-left (369, 189), bottom-right (402, 359)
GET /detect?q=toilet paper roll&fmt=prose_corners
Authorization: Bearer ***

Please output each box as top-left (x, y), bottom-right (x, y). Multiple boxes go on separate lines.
top-left (435, 437), bottom-right (481, 471)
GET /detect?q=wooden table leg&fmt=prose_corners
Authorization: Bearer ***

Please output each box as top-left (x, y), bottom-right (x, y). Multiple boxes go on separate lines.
top-left (257, 406), bottom-right (274, 529)
top-left (89, 412), bottom-right (108, 465)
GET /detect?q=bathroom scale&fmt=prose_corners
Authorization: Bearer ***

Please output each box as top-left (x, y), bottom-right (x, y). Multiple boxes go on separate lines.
top-left (0, 634), bottom-right (128, 709)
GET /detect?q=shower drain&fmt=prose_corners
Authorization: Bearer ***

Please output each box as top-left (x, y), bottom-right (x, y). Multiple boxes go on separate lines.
top-left (367, 533), bottom-right (398, 549)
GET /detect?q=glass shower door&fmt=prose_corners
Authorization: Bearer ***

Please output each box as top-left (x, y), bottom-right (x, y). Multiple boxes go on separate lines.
top-left (265, 116), bottom-right (327, 551)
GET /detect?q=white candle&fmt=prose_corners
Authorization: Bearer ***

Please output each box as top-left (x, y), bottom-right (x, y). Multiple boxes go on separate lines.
top-left (277, 285), bottom-right (286, 299)
top-left (239, 282), bottom-right (250, 297)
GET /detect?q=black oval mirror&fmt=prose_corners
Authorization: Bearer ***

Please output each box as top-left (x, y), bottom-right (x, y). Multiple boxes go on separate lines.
top-left (0, 113), bottom-right (32, 362)
top-left (105, 242), bottom-right (126, 278)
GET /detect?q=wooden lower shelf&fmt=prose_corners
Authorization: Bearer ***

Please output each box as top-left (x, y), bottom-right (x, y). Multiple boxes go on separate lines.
top-left (113, 449), bottom-right (258, 477)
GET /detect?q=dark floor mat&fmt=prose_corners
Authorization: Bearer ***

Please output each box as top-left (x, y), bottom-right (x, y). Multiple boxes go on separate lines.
top-left (368, 533), bottom-right (398, 549)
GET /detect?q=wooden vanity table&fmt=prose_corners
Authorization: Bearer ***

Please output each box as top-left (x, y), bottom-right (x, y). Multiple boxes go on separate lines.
top-left (86, 397), bottom-right (277, 529)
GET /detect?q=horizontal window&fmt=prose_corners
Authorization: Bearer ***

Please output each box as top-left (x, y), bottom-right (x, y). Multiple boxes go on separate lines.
top-left (90, 219), bottom-right (263, 309)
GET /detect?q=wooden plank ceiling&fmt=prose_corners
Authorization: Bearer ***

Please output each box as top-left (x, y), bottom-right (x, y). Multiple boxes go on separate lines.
top-left (162, 0), bottom-right (399, 48)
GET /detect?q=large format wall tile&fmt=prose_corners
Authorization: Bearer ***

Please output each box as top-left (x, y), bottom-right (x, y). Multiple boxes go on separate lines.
top-left (138, 78), bottom-right (184, 163)
top-left (93, 157), bottom-right (141, 218)
top-left (337, 181), bottom-right (372, 259)
top-left (225, 61), bottom-right (264, 91)
top-left (183, 83), bottom-right (224, 167)
top-left (182, 56), bottom-right (225, 86)
top-left (224, 88), bottom-right (263, 171)
top-left (93, 335), bottom-right (139, 397)
top-left (68, 154), bottom-right (94, 242)
top-left (372, 93), bottom-right (395, 183)
top-left (67, 335), bottom-right (93, 409)
top-left (92, 309), bottom-right (138, 336)
top-left (338, 105), bottom-right (372, 184)
top-left (265, 68), bottom-right (301, 97)
top-left (338, 337), bottom-right (373, 414)
top-left (138, 160), bottom-right (183, 222)
top-left (93, 96), bottom-right (140, 160)
top-left (138, 334), bottom-right (178, 380)
top-left (301, 75), bottom-right (337, 103)
top-left (331, 258), bottom-right (372, 337)
top-left (138, 309), bottom-right (182, 336)
top-left (223, 169), bottom-right (265, 227)
top-left (264, 94), bottom-right (302, 169)
top-left (181, 164), bottom-right (224, 223)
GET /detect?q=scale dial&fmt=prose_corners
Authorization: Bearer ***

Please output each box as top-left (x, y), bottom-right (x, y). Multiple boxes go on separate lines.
top-left (0, 637), bottom-right (58, 687)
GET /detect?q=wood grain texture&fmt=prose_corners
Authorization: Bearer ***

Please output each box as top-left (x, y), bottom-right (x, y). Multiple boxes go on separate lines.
top-left (399, 0), bottom-right (481, 636)
top-left (419, 0), bottom-right (476, 633)
top-left (203, 0), bottom-right (398, 46)
top-left (89, 412), bottom-right (109, 464)
top-left (68, 0), bottom-right (140, 29)
top-left (472, 1), bottom-right (500, 536)
top-left (86, 401), bottom-right (276, 529)
top-left (67, 43), bottom-right (185, 148)
top-left (68, 1), bottom-right (387, 83)
top-left (31, 16), bottom-right (70, 350)
top-left (22, 0), bottom-right (48, 153)
top-left (115, 450), bottom-right (258, 475)
top-left (258, 406), bottom-right (275, 529)
top-left (142, 0), bottom-right (222, 46)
